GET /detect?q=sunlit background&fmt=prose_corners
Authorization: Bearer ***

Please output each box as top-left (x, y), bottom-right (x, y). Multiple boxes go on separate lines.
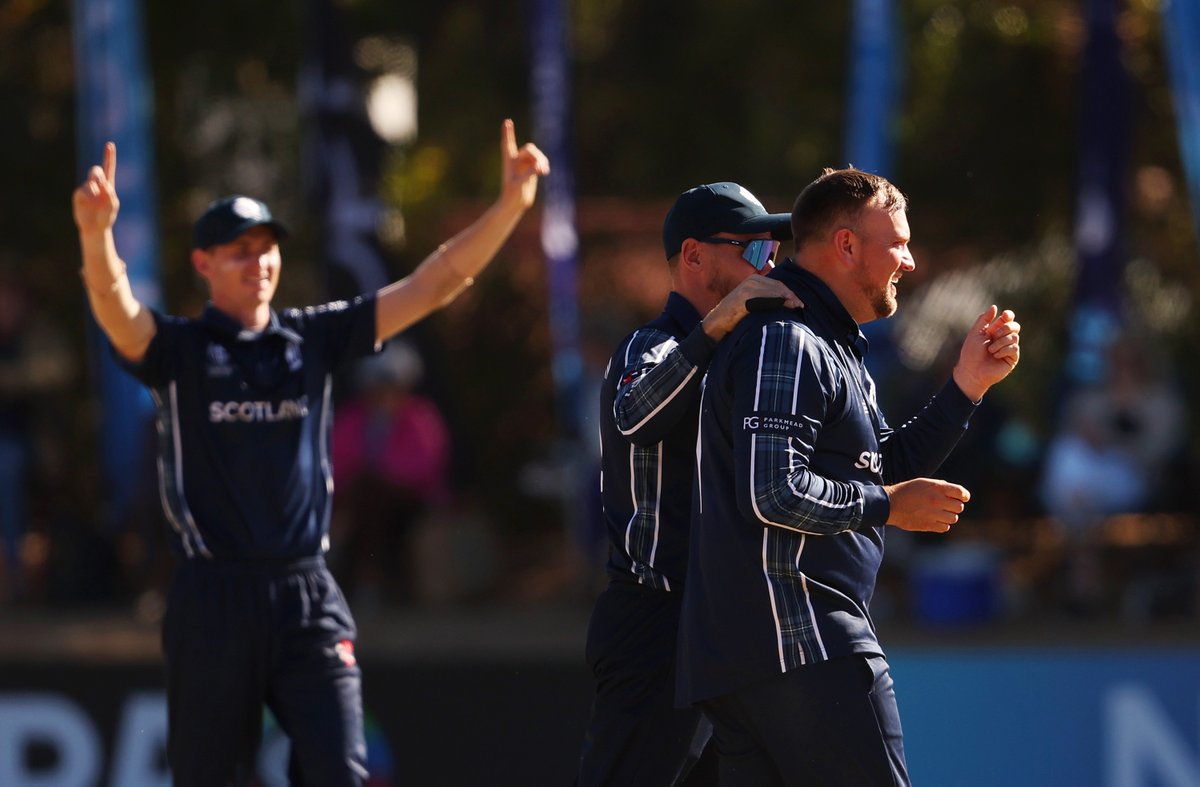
top-left (1, 1), bottom-right (1198, 785)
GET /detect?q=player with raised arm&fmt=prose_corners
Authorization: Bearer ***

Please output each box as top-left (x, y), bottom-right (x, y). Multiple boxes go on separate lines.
top-left (73, 120), bottom-right (548, 786)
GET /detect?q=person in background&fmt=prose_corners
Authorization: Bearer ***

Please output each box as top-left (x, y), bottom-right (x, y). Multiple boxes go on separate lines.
top-left (331, 340), bottom-right (452, 607)
top-left (1039, 330), bottom-right (1187, 614)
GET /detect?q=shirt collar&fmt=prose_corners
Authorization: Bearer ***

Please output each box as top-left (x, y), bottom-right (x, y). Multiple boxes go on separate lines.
top-left (663, 290), bottom-right (705, 334)
top-left (773, 260), bottom-right (870, 357)
top-left (201, 304), bottom-right (303, 344)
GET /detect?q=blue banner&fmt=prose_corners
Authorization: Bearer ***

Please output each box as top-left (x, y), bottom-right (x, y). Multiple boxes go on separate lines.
top-left (1162, 0), bottom-right (1200, 255)
top-left (528, 0), bottom-right (582, 440)
top-left (896, 648), bottom-right (1200, 786)
top-left (845, 0), bottom-right (900, 176)
top-left (71, 0), bottom-right (161, 529)
top-left (1065, 0), bottom-right (1131, 387)
top-left (846, 0), bottom-right (902, 383)
top-left (299, 0), bottom-right (391, 298)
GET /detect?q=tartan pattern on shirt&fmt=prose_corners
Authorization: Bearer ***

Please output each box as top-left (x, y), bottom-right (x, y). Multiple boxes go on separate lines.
top-left (610, 327), bottom-right (697, 591)
top-left (747, 324), bottom-right (866, 535)
top-left (613, 329), bottom-right (698, 438)
top-left (746, 323), bottom-right (870, 667)
top-left (761, 527), bottom-right (827, 669)
top-left (625, 441), bottom-right (668, 589)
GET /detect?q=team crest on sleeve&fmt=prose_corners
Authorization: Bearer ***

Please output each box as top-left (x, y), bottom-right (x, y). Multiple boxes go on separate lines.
top-left (285, 343), bottom-right (303, 371)
top-left (206, 343), bottom-right (233, 377)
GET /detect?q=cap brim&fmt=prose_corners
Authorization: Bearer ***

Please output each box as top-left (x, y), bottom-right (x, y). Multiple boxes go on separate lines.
top-left (245, 219), bottom-right (288, 240)
top-left (211, 219), bottom-right (288, 247)
top-left (731, 212), bottom-right (792, 241)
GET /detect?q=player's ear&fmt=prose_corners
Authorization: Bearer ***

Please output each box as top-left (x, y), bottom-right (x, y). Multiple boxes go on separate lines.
top-left (833, 227), bottom-right (857, 264)
top-left (190, 248), bottom-right (210, 278)
top-left (679, 238), bottom-right (704, 271)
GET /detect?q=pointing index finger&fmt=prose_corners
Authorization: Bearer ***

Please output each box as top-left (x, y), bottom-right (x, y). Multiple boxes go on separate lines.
top-left (501, 119), bottom-right (517, 160)
top-left (103, 141), bottom-right (117, 188)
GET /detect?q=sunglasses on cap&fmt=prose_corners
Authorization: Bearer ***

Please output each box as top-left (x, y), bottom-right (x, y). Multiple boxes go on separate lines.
top-left (698, 237), bottom-right (781, 271)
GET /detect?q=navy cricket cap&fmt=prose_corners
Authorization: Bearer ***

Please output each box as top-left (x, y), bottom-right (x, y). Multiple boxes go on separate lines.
top-left (193, 195), bottom-right (288, 249)
top-left (662, 182), bottom-right (792, 260)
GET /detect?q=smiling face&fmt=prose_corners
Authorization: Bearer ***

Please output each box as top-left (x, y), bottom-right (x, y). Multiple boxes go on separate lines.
top-left (848, 203), bottom-right (914, 321)
top-left (191, 225), bottom-right (281, 325)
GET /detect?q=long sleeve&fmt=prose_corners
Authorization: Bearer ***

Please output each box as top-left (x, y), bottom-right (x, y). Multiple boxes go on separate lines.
top-left (878, 378), bottom-right (977, 483)
top-left (729, 322), bottom-right (888, 535)
top-left (612, 325), bottom-right (716, 446)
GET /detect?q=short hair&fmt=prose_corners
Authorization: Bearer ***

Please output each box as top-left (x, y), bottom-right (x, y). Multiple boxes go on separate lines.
top-left (790, 168), bottom-right (908, 251)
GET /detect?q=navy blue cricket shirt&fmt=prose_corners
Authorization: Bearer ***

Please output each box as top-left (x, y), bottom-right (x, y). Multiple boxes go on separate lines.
top-left (115, 297), bottom-right (380, 562)
top-left (677, 263), bottom-right (978, 706)
top-left (599, 292), bottom-right (717, 591)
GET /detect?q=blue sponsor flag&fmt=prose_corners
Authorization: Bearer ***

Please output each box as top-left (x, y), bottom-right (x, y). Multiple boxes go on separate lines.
top-left (71, 0), bottom-right (162, 530)
top-left (1162, 0), bottom-right (1200, 255)
top-left (528, 0), bottom-right (582, 441)
top-left (299, 0), bottom-right (391, 298)
top-left (1065, 0), bottom-right (1130, 388)
top-left (845, 0), bottom-right (900, 176)
top-left (846, 0), bottom-right (902, 384)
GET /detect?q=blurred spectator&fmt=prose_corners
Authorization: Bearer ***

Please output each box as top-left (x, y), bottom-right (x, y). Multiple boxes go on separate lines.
top-left (1038, 330), bottom-right (1188, 613)
top-left (330, 340), bottom-right (452, 607)
top-left (0, 270), bottom-right (75, 604)
top-left (1041, 331), bottom-right (1187, 519)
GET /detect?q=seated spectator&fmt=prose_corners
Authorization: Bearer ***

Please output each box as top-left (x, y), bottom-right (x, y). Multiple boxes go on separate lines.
top-left (1039, 330), bottom-right (1187, 613)
top-left (330, 340), bottom-right (452, 607)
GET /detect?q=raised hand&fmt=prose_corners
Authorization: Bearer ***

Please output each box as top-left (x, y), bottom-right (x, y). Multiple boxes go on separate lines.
top-left (499, 119), bottom-right (550, 210)
top-left (702, 276), bottom-right (804, 341)
top-left (951, 305), bottom-right (1021, 402)
top-left (883, 477), bottom-right (971, 533)
top-left (73, 141), bottom-right (120, 234)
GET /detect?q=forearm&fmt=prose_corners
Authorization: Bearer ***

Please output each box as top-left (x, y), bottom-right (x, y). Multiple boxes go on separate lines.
top-left (425, 193), bottom-right (528, 284)
top-left (746, 435), bottom-right (887, 534)
top-left (376, 195), bottom-right (528, 341)
top-left (78, 228), bottom-right (153, 359)
top-left (880, 379), bottom-right (976, 482)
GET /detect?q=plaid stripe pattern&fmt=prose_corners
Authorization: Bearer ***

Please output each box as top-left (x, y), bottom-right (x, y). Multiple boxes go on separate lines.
top-left (613, 329), bottom-right (697, 438)
top-left (747, 324), bottom-right (866, 535)
top-left (761, 527), bottom-right (827, 668)
top-left (610, 327), bottom-right (697, 590)
top-left (598, 293), bottom-right (715, 591)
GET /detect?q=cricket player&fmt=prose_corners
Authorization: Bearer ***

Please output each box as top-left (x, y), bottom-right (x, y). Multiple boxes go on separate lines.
top-left (72, 120), bottom-right (548, 785)
top-left (577, 182), bottom-right (800, 786)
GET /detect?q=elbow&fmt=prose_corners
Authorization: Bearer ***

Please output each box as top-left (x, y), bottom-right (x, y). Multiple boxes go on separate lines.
top-left (612, 408), bottom-right (650, 444)
top-left (110, 336), bottom-right (149, 365)
top-left (616, 424), bottom-right (661, 447)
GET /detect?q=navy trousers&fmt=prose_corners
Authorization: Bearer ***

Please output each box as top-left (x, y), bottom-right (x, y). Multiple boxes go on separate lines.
top-left (699, 655), bottom-right (909, 787)
top-left (577, 581), bottom-right (718, 787)
top-left (163, 556), bottom-right (367, 786)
